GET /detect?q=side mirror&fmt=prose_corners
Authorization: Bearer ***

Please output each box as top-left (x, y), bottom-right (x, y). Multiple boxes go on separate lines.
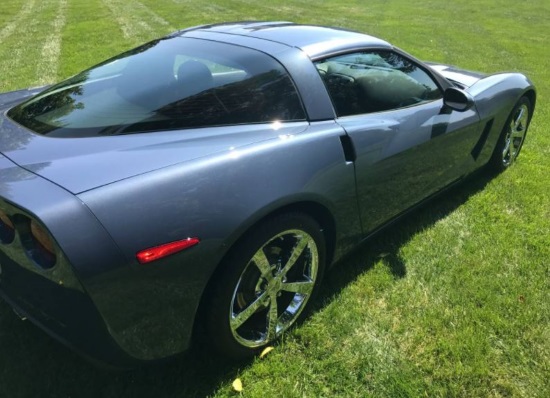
top-left (443, 87), bottom-right (475, 112)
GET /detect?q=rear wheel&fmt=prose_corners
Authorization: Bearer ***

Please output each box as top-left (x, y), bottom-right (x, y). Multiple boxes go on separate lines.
top-left (490, 96), bottom-right (532, 172)
top-left (206, 213), bottom-right (325, 358)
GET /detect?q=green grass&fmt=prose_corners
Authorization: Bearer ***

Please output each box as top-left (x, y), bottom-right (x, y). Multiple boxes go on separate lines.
top-left (1, 1), bottom-right (549, 397)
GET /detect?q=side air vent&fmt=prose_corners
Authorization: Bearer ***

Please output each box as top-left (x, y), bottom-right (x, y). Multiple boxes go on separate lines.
top-left (339, 135), bottom-right (356, 163)
top-left (471, 118), bottom-right (494, 160)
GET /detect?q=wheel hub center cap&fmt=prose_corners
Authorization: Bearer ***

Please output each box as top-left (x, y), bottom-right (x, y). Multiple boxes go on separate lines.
top-left (267, 277), bottom-right (282, 294)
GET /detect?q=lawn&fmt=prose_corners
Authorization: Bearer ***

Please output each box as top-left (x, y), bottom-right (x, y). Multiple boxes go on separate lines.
top-left (0, 1), bottom-right (548, 397)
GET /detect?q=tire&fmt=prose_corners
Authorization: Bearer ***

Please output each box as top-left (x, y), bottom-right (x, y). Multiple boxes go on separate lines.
top-left (205, 213), bottom-right (326, 359)
top-left (489, 96), bottom-right (532, 173)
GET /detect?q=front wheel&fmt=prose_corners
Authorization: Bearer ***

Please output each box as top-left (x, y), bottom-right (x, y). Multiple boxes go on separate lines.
top-left (489, 96), bottom-right (532, 172)
top-left (205, 213), bottom-right (325, 358)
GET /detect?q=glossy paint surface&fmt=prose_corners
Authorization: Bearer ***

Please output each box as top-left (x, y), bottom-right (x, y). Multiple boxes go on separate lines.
top-left (0, 22), bottom-right (536, 365)
top-left (338, 99), bottom-right (481, 232)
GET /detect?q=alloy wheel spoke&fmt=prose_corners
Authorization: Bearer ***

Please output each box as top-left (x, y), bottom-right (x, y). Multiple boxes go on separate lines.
top-left (514, 108), bottom-right (525, 130)
top-left (502, 139), bottom-right (511, 159)
top-left (252, 249), bottom-right (273, 281)
top-left (266, 293), bottom-right (279, 340)
top-left (231, 228), bottom-right (319, 348)
top-left (508, 136), bottom-right (519, 159)
top-left (231, 291), bottom-right (268, 329)
top-left (281, 280), bottom-right (314, 295)
top-left (511, 128), bottom-right (524, 139)
top-left (280, 235), bottom-right (310, 277)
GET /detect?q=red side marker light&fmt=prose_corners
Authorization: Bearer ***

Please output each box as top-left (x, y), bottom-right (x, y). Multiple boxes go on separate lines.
top-left (136, 237), bottom-right (200, 264)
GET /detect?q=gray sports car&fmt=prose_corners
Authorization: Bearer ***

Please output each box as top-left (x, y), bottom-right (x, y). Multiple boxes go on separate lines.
top-left (0, 22), bottom-right (535, 366)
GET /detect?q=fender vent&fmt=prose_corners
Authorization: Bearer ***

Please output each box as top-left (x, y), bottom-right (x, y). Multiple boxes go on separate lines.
top-left (471, 118), bottom-right (494, 160)
top-left (339, 135), bottom-right (356, 163)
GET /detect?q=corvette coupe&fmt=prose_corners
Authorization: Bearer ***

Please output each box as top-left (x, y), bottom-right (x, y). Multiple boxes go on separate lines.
top-left (0, 22), bottom-right (535, 366)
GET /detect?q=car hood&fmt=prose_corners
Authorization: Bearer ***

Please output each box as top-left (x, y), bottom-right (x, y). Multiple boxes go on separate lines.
top-left (0, 100), bottom-right (307, 194)
top-left (427, 63), bottom-right (487, 88)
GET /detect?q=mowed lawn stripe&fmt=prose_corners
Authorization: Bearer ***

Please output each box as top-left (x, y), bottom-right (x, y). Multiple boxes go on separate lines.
top-left (0, 0), bottom-right (58, 91)
top-left (132, 1), bottom-right (173, 30)
top-left (101, 0), bottom-right (174, 44)
top-left (58, 0), bottom-right (126, 77)
top-left (35, 0), bottom-right (68, 86)
top-left (101, 0), bottom-right (152, 41)
top-left (140, 0), bottom-right (237, 28)
top-left (0, 0), bottom-right (36, 44)
top-left (141, 0), bottom-right (311, 28)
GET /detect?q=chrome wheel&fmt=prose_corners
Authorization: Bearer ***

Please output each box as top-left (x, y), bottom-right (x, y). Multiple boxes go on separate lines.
top-left (229, 229), bottom-right (319, 348)
top-left (206, 213), bottom-right (325, 358)
top-left (502, 103), bottom-right (529, 167)
top-left (490, 96), bottom-right (532, 173)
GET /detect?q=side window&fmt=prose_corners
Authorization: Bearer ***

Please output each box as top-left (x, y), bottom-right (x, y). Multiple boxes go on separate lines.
top-left (165, 58), bottom-right (305, 129)
top-left (315, 51), bottom-right (442, 116)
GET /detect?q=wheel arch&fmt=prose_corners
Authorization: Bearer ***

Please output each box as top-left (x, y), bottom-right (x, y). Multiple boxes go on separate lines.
top-left (192, 199), bottom-right (337, 340)
top-left (221, 198), bottom-right (338, 272)
top-left (523, 89), bottom-right (536, 119)
top-left (488, 92), bottom-right (534, 172)
top-left (264, 201), bottom-right (337, 267)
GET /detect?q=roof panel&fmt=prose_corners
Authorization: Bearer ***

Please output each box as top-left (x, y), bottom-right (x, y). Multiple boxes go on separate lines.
top-left (185, 22), bottom-right (392, 58)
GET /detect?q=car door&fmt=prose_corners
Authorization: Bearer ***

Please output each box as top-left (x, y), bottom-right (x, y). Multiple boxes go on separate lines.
top-left (315, 50), bottom-right (482, 233)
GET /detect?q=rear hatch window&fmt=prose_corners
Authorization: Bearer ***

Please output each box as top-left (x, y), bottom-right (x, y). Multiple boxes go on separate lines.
top-left (7, 37), bottom-right (306, 137)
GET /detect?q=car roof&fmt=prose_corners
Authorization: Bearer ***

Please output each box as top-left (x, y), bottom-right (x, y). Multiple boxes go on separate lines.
top-left (175, 21), bottom-right (392, 58)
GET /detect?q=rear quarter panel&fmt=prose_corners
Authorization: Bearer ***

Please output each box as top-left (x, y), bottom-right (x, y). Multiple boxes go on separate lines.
top-left (77, 120), bottom-right (361, 360)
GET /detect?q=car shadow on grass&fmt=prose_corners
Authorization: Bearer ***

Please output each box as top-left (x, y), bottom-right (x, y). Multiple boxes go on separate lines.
top-left (0, 169), bottom-right (498, 398)
top-left (318, 168), bottom-right (498, 302)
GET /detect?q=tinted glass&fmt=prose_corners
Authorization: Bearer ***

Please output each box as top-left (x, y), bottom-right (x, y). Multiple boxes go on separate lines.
top-left (315, 51), bottom-right (441, 116)
top-left (8, 38), bottom-right (306, 137)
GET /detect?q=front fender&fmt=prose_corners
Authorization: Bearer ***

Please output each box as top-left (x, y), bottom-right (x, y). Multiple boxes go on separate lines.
top-left (467, 73), bottom-right (535, 163)
top-left (468, 73), bottom-right (535, 121)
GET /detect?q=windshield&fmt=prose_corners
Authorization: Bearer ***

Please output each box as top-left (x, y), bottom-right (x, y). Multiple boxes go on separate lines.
top-left (7, 37), bottom-right (306, 137)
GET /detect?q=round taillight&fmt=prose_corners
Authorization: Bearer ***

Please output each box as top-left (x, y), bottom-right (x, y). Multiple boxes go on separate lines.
top-left (30, 219), bottom-right (56, 268)
top-left (0, 210), bottom-right (15, 244)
